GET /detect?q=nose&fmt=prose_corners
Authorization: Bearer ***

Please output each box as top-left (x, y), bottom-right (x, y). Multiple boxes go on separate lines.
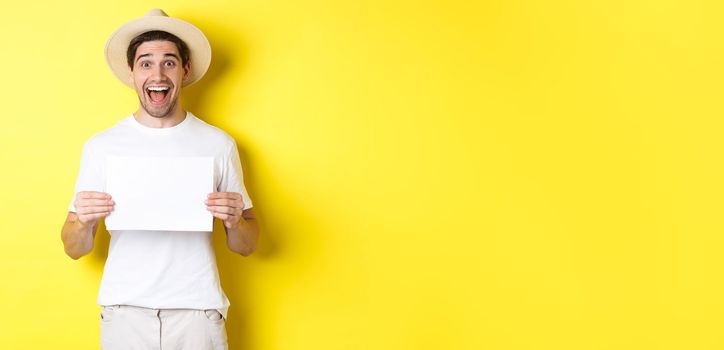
top-left (150, 64), bottom-right (164, 80)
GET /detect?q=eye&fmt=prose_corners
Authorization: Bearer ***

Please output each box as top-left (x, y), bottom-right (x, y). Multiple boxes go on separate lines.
top-left (140, 61), bottom-right (151, 69)
top-left (164, 61), bottom-right (176, 68)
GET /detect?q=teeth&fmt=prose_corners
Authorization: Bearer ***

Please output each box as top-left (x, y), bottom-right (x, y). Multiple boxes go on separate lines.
top-left (147, 86), bottom-right (169, 91)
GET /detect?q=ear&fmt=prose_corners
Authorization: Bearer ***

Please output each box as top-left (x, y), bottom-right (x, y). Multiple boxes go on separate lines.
top-left (183, 61), bottom-right (191, 81)
top-left (127, 66), bottom-right (134, 85)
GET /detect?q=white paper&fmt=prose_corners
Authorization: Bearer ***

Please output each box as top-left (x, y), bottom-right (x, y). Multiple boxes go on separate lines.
top-left (105, 156), bottom-right (214, 231)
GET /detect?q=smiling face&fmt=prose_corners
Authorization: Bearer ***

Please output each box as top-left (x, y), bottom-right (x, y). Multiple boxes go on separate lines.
top-left (128, 40), bottom-right (190, 119)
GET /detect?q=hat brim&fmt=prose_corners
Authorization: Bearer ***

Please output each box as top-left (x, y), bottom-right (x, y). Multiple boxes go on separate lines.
top-left (105, 16), bottom-right (211, 88)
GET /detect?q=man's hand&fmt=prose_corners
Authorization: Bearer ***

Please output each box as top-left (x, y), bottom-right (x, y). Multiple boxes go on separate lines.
top-left (62, 191), bottom-right (113, 260)
top-left (74, 191), bottom-right (115, 226)
top-left (205, 192), bottom-right (246, 229)
top-left (205, 192), bottom-right (258, 256)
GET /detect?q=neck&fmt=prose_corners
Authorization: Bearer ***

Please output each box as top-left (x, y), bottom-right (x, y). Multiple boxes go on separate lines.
top-left (133, 104), bottom-right (187, 128)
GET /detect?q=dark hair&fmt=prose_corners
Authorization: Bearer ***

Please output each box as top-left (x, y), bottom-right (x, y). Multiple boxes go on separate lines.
top-left (126, 30), bottom-right (190, 70)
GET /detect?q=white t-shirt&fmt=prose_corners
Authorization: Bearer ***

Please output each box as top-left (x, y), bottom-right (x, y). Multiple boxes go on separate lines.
top-left (68, 112), bottom-right (253, 319)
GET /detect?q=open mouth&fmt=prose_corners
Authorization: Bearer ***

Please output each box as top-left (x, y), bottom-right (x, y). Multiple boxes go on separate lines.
top-left (146, 86), bottom-right (171, 105)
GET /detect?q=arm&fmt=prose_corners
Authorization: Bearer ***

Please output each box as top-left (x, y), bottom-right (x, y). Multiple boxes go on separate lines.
top-left (224, 208), bottom-right (259, 256)
top-left (61, 212), bottom-right (98, 259)
top-left (206, 192), bottom-right (259, 256)
top-left (60, 191), bottom-right (114, 259)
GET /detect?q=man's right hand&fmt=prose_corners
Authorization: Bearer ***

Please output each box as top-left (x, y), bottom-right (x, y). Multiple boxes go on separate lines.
top-left (74, 191), bottom-right (115, 225)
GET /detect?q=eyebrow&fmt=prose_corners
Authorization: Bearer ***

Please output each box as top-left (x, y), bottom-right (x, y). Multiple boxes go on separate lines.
top-left (135, 53), bottom-right (180, 63)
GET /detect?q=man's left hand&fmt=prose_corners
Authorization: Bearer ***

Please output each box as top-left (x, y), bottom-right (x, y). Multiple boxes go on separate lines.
top-left (205, 192), bottom-right (246, 229)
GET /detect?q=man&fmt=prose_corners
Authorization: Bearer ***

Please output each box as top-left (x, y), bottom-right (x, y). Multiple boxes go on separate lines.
top-left (60, 9), bottom-right (259, 350)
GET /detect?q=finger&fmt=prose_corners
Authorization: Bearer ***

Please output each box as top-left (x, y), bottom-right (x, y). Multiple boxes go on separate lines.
top-left (207, 192), bottom-right (241, 200)
top-left (77, 206), bottom-right (114, 215)
top-left (79, 212), bottom-right (110, 223)
top-left (204, 198), bottom-right (243, 208)
top-left (209, 211), bottom-right (232, 221)
top-left (78, 191), bottom-right (112, 200)
top-left (206, 205), bottom-right (237, 215)
top-left (209, 207), bottom-right (243, 223)
top-left (208, 196), bottom-right (245, 209)
top-left (76, 199), bottom-right (115, 207)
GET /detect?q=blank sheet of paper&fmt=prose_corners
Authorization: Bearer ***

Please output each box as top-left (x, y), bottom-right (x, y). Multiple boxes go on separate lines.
top-left (105, 156), bottom-right (214, 231)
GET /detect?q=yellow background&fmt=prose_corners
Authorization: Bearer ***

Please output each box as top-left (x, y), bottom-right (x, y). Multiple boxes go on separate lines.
top-left (1, 0), bottom-right (723, 349)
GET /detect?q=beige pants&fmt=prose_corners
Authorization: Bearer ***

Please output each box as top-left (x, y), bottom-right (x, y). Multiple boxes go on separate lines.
top-left (100, 305), bottom-right (228, 350)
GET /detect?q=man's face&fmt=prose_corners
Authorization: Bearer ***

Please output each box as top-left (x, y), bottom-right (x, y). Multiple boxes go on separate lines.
top-left (128, 40), bottom-right (190, 118)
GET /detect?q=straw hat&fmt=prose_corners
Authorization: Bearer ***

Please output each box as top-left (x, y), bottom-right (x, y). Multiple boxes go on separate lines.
top-left (104, 8), bottom-right (211, 88)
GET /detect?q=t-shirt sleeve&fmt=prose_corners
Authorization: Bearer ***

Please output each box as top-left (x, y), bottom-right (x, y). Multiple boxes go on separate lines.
top-left (218, 139), bottom-right (254, 210)
top-left (68, 140), bottom-right (105, 212)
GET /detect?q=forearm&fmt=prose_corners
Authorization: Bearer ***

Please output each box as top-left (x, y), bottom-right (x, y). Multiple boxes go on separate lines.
top-left (61, 214), bottom-right (96, 259)
top-left (225, 217), bottom-right (259, 256)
